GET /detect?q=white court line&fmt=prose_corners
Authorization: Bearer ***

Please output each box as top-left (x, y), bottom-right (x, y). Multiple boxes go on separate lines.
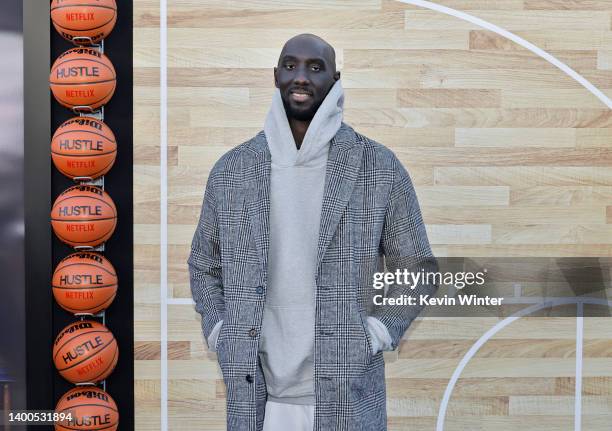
top-left (160, 0), bottom-right (168, 429)
top-left (397, 0), bottom-right (612, 109)
top-left (575, 302), bottom-right (584, 431)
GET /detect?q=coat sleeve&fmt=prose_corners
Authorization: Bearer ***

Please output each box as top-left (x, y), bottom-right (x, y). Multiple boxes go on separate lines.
top-left (188, 168), bottom-right (226, 346)
top-left (373, 156), bottom-right (439, 349)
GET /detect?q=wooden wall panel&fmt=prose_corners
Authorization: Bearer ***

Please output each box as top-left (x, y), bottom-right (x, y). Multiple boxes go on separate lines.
top-left (134, 0), bottom-right (612, 429)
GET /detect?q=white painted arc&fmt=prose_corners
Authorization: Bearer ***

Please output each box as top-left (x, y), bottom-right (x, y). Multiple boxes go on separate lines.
top-left (397, 0), bottom-right (612, 109)
top-left (435, 297), bottom-right (612, 431)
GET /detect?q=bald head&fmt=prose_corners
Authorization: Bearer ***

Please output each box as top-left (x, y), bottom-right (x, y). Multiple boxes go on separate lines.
top-left (279, 34), bottom-right (337, 73)
top-left (274, 33), bottom-right (340, 122)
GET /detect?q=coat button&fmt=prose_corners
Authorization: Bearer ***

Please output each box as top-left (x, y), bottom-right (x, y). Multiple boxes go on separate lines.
top-left (256, 286), bottom-right (264, 294)
top-left (246, 374), bottom-right (254, 383)
top-left (248, 328), bottom-right (257, 337)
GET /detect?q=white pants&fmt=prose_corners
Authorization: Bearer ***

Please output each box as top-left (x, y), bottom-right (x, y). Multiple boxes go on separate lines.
top-left (262, 401), bottom-right (314, 431)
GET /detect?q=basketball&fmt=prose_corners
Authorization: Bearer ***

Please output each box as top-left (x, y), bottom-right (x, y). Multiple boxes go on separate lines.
top-left (51, 185), bottom-right (117, 248)
top-left (52, 252), bottom-right (118, 315)
top-left (50, 47), bottom-right (116, 111)
top-left (53, 320), bottom-right (119, 384)
top-left (51, 116), bottom-right (117, 179)
top-left (54, 386), bottom-right (119, 431)
top-left (50, 0), bottom-right (117, 45)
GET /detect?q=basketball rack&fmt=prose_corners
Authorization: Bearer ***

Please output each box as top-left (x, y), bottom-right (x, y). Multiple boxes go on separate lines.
top-left (53, 33), bottom-right (113, 399)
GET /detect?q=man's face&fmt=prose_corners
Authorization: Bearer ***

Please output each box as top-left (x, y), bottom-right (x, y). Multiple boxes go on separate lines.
top-left (274, 36), bottom-right (340, 122)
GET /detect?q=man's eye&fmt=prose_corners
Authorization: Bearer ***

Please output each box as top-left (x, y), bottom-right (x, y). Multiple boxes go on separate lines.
top-left (285, 64), bottom-right (295, 70)
top-left (311, 65), bottom-right (321, 71)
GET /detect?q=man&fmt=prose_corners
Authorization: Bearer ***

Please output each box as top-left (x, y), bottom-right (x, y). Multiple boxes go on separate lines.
top-left (188, 34), bottom-right (438, 431)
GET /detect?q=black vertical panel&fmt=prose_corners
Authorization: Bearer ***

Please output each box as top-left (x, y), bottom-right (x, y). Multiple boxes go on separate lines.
top-left (24, 0), bottom-right (53, 418)
top-left (27, 1), bottom-right (134, 429)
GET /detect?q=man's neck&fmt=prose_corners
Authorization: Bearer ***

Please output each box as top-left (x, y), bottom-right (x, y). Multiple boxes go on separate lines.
top-left (288, 118), bottom-right (310, 150)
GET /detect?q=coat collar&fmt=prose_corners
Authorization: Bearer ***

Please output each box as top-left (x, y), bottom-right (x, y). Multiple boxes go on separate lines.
top-left (242, 122), bottom-right (365, 275)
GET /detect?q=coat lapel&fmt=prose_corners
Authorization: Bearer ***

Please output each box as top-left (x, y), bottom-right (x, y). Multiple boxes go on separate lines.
top-left (316, 123), bottom-right (364, 269)
top-left (243, 132), bottom-right (272, 272)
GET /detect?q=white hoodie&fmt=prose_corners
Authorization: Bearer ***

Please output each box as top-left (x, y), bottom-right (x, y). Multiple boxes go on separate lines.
top-left (259, 80), bottom-right (345, 404)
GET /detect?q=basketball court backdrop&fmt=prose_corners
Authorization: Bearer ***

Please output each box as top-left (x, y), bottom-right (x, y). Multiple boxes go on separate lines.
top-left (131, 1), bottom-right (612, 430)
top-left (15, 0), bottom-right (612, 430)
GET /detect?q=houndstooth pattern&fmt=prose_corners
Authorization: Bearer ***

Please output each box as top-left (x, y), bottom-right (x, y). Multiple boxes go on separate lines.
top-left (188, 123), bottom-right (438, 431)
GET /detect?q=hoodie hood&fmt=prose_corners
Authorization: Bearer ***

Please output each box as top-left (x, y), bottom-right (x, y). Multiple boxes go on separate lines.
top-left (264, 79), bottom-right (344, 167)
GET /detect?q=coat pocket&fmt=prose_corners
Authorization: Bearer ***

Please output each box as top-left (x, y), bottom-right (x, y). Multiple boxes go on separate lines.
top-left (215, 321), bottom-right (226, 351)
top-left (348, 301), bottom-right (373, 366)
top-left (358, 313), bottom-right (374, 362)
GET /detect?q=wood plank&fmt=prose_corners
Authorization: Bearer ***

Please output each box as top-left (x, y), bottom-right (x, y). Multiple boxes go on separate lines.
top-left (421, 68), bottom-right (612, 89)
top-left (471, 29), bottom-right (612, 50)
top-left (169, 0), bottom-right (382, 9)
top-left (405, 10), bottom-right (610, 30)
top-left (598, 50), bottom-right (612, 70)
top-left (492, 224), bottom-right (612, 244)
top-left (432, 244), bottom-right (612, 257)
top-left (346, 108), bottom-right (612, 128)
top-left (501, 88), bottom-right (610, 108)
top-left (422, 206), bottom-right (606, 224)
top-left (434, 167), bottom-right (612, 186)
top-left (426, 224), bottom-right (492, 244)
top-left (398, 89), bottom-right (501, 108)
top-left (510, 186), bottom-right (612, 205)
top-left (345, 48), bottom-right (598, 70)
top-left (167, 28), bottom-right (469, 49)
top-left (382, 0), bottom-right (525, 10)
top-left (416, 186), bottom-right (509, 206)
top-left (455, 127), bottom-right (575, 147)
top-left (166, 8), bottom-right (404, 28)
top-left (524, 0), bottom-right (612, 10)
top-left (386, 396), bottom-right (509, 416)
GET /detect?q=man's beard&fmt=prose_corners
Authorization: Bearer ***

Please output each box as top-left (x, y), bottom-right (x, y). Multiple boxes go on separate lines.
top-left (282, 97), bottom-right (322, 122)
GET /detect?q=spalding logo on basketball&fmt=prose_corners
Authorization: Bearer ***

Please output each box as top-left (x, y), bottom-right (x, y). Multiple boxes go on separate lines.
top-left (55, 386), bottom-right (119, 431)
top-left (50, 0), bottom-right (117, 45)
top-left (53, 320), bottom-right (118, 384)
top-left (50, 47), bottom-right (116, 111)
top-left (51, 185), bottom-right (117, 248)
top-left (52, 116), bottom-right (117, 179)
top-left (53, 252), bottom-right (118, 315)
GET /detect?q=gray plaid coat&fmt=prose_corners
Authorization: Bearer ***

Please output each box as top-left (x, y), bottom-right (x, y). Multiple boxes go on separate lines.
top-left (188, 123), bottom-right (438, 431)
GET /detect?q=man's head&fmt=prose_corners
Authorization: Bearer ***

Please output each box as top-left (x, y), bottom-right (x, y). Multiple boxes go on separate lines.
top-left (274, 34), bottom-right (340, 122)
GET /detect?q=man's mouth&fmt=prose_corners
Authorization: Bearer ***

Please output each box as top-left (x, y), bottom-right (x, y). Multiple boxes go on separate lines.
top-left (290, 89), bottom-right (312, 103)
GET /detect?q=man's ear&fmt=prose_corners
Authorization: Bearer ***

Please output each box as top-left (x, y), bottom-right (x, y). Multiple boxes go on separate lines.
top-left (273, 67), bottom-right (279, 88)
top-left (334, 70), bottom-right (341, 81)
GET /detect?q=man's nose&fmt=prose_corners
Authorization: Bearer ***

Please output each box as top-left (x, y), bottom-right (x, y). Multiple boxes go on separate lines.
top-left (293, 66), bottom-right (309, 85)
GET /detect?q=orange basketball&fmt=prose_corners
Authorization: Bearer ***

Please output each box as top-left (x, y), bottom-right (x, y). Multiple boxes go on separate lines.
top-left (50, 47), bottom-right (116, 110)
top-left (53, 252), bottom-right (118, 315)
top-left (51, 0), bottom-right (117, 45)
top-left (52, 117), bottom-right (117, 179)
top-left (51, 185), bottom-right (117, 248)
top-left (54, 386), bottom-right (119, 431)
top-left (53, 320), bottom-right (119, 384)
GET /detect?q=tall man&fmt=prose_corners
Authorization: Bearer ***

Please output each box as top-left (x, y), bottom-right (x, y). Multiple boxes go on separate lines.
top-left (189, 34), bottom-right (438, 431)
